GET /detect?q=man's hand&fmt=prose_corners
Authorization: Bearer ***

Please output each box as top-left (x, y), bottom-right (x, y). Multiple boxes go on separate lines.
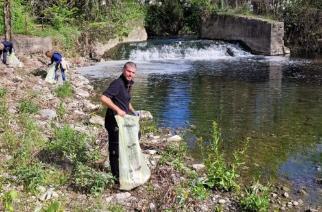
top-left (117, 109), bottom-right (126, 117)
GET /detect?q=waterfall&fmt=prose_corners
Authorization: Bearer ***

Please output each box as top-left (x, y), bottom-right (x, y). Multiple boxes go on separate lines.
top-left (115, 39), bottom-right (253, 61)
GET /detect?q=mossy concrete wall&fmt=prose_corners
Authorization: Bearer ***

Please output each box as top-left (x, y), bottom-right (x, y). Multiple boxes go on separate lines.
top-left (201, 14), bottom-right (289, 55)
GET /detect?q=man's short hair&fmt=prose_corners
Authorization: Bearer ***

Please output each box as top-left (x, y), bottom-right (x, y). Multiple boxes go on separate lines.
top-left (123, 61), bottom-right (136, 70)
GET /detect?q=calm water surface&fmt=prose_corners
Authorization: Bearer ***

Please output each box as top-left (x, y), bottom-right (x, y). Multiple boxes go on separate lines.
top-left (79, 39), bottom-right (322, 206)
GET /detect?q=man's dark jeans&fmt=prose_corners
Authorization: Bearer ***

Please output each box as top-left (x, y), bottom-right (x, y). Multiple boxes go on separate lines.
top-left (54, 62), bottom-right (66, 81)
top-left (106, 116), bottom-right (119, 181)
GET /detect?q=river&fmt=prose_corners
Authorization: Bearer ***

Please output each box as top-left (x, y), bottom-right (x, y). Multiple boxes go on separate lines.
top-left (78, 39), bottom-right (322, 206)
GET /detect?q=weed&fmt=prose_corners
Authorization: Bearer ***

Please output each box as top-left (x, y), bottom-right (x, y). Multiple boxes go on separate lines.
top-left (42, 200), bottom-right (64, 212)
top-left (14, 162), bottom-right (46, 192)
top-left (72, 163), bottom-right (114, 195)
top-left (55, 82), bottom-right (73, 99)
top-left (47, 125), bottom-right (88, 163)
top-left (189, 178), bottom-right (209, 201)
top-left (107, 203), bottom-right (125, 212)
top-left (18, 99), bottom-right (39, 114)
top-left (240, 181), bottom-right (270, 212)
top-left (56, 102), bottom-right (66, 120)
top-left (175, 184), bottom-right (190, 206)
top-left (140, 120), bottom-right (158, 135)
top-left (2, 190), bottom-right (18, 212)
top-left (0, 87), bottom-right (6, 98)
top-left (203, 122), bottom-right (246, 191)
top-left (44, 167), bottom-right (69, 186)
top-left (2, 129), bottom-right (19, 152)
top-left (159, 142), bottom-right (189, 173)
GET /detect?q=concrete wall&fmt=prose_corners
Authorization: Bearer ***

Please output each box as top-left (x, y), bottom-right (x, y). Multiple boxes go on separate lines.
top-left (201, 14), bottom-right (289, 55)
top-left (10, 35), bottom-right (52, 54)
top-left (92, 25), bottom-right (147, 59)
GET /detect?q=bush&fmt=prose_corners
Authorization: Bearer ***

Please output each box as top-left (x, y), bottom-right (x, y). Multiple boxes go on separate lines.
top-left (47, 125), bottom-right (88, 163)
top-left (72, 163), bottom-right (114, 195)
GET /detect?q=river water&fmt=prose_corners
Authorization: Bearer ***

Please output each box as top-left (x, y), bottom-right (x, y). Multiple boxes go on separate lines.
top-left (79, 39), bottom-right (322, 206)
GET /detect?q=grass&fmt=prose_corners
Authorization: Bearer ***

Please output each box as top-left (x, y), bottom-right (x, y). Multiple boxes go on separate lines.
top-left (55, 82), bottom-right (73, 99)
top-left (18, 99), bottom-right (39, 114)
top-left (240, 181), bottom-right (270, 211)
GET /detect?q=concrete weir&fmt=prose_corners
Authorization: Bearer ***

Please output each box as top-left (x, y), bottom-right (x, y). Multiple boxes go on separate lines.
top-left (201, 14), bottom-right (290, 55)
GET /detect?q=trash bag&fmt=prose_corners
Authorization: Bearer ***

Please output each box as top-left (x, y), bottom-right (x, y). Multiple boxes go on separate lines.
top-left (61, 58), bottom-right (69, 70)
top-left (115, 115), bottom-right (151, 190)
top-left (45, 63), bottom-right (56, 84)
top-left (7, 53), bottom-right (23, 68)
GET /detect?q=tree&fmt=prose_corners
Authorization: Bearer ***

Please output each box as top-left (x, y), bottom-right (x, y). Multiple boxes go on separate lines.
top-left (3, 0), bottom-right (12, 41)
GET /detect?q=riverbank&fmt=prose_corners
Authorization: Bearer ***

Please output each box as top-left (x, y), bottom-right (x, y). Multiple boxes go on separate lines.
top-left (0, 53), bottom-right (320, 211)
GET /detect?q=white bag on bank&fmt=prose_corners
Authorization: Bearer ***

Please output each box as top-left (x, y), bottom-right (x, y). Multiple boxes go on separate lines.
top-left (45, 63), bottom-right (56, 84)
top-left (7, 53), bottom-right (23, 68)
top-left (115, 115), bottom-right (151, 190)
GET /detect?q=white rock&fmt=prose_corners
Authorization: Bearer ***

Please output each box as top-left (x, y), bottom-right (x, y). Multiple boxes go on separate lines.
top-left (115, 192), bottom-right (131, 202)
top-left (145, 150), bottom-right (157, 155)
top-left (192, 164), bottom-right (205, 172)
top-left (89, 115), bottom-right (104, 126)
top-left (218, 199), bottom-right (226, 204)
top-left (283, 192), bottom-right (289, 198)
top-left (149, 202), bottom-right (156, 211)
top-left (39, 109), bottom-right (57, 120)
top-left (167, 135), bottom-right (182, 142)
top-left (75, 88), bottom-right (90, 98)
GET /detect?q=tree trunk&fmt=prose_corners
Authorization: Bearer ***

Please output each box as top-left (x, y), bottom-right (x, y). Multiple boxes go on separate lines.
top-left (4, 0), bottom-right (12, 41)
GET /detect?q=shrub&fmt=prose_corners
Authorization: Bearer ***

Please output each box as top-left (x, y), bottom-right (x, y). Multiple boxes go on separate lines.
top-left (55, 82), bottom-right (73, 99)
top-left (47, 125), bottom-right (88, 163)
top-left (72, 163), bottom-right (114, 195)
top-left (240, 181), bottom-right (270, 212)
top-left (14, 163), bottom-right (46, 192)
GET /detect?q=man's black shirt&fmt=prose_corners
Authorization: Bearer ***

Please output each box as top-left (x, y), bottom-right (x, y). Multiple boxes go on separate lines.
top-left (103, 74), bottom-right (134, 124)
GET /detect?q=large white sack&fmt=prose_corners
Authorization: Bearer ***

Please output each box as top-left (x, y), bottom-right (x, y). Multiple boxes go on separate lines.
top-left (116, 115), bottom-right (151, 190)
top-left (7, 53), bottom-right (23, 68)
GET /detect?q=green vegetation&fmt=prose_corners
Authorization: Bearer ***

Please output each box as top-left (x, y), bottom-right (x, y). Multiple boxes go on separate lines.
top-left (41, 201), bottom-right (64, 212)
top-left (18, 99), bottom-right (39, 114)
top-left (72, 163), bottom-right (114, 195)
top-left (2, 190), bottom-right (18, 212)
top-left (240, 181), bottom-right (270, 211)
top-left (203, 122), bottom-right (246, 191)
top-left (14, 163), bottom-right (46, 192)
top-left (55, 82), bottom-right (73, 99)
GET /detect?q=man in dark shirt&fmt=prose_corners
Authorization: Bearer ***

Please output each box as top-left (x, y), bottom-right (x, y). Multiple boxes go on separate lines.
top-left (45, 51), bottom-right (66, 81)
top-left (100, 61), bottom-right (137, 182)
top-left (0, 40), bottom-right (13, 65)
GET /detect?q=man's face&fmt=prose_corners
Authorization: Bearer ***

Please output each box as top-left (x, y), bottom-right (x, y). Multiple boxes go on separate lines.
top-left (123, 65), bottom-right (136, 81)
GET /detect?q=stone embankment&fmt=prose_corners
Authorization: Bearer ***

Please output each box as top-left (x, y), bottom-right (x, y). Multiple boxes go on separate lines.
top-left (201, 14), bottom-right (290, 55)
